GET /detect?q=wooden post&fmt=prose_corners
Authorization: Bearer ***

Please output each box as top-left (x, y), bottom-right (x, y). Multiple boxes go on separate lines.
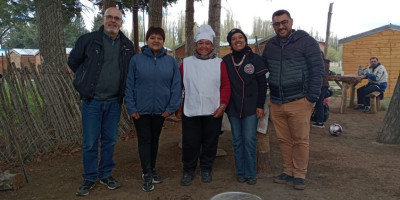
top-left (323, 3), bottom-right (334, 59)
top-left (368, 91), bottom-right (381, 114)
top-left (349, 83), bottom-right (356, 108)
top-left (257, 132), bottom-right (271, 178)
top-left (340, 83), bottom-right (349, 113)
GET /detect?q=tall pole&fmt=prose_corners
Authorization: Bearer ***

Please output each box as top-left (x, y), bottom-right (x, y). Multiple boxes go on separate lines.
top-left (324, 2), bottom-right (334, 59)
top-left (132, 0), bottom-right (139, 52)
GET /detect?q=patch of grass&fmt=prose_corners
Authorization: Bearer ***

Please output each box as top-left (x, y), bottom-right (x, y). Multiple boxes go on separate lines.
top-left (330, 65), bottom-right (342, 74)
top-left (331, 90), bottom-right (342, 97)
top-left (379, 97), bottom-right (391, 111)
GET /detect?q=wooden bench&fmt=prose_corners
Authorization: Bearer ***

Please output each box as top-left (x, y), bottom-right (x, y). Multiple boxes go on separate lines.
top-left (367, 91), bottom-right (381, 114)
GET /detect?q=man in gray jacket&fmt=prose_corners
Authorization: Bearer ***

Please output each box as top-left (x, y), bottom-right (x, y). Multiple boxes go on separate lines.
top-left (262, 9), bottom-right (324, 190)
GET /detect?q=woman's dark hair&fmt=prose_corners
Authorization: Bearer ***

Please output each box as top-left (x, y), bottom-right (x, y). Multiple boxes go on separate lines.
top-left (272, 9), bottom-right (292, 20)
top-left (146, 26), bottom-right (165, 41)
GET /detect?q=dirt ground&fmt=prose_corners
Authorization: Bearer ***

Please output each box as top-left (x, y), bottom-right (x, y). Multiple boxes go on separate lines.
top-left (1, 97), bottom-right (400, 200)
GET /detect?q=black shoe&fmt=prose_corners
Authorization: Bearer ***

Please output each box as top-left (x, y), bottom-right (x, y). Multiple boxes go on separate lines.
top-left (363, 106), bottom-right (371, 113)
top-left (293, 178), bottom-right (306, 190)
top-left (151, 171), bottom-right (163, 184)
top-left (246, 177), bottom-right (257, 185)
top-left (142, 174), bottom-right (154, 192)
top-left (311, 122), bottom-right (325, 128)
top-left (142, 171), bottom-right (163, 184)
top-left (273, 173), bottom-right (294, 184)
top-left (180, 172), bottom-right (194, 186)
top-left (237, 174), bottom-right (246, 183)
top-left (76, 180), bottom-right (95, 196)
top-left (200, 171), bottom-right (212, 183)
top-left (100, 176), bottom-right (120, 190)
top-left (354, 105), bottom-right (365, 110)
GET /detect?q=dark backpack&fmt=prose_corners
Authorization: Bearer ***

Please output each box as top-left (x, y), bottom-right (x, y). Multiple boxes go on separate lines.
top-left (311, 103), bottom-right (329, 122)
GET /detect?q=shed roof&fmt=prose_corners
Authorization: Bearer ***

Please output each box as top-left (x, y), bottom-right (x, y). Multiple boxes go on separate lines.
top-left (10, 48), bottom-right (76, 55)
top-left (0, 49), bottom-right (8, 56)
top-left (66, 48), bottom-right (72, 54)
top-left (339, 23), bottom-right (400, 44)
top-left (11, 49), bottom-right (39, 56)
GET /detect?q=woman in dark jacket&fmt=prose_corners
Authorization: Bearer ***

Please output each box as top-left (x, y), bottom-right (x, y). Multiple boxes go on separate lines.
top-left (125, 27), bottom-right (181, 192)
top-left (222, 28), bottom-right (267, 185)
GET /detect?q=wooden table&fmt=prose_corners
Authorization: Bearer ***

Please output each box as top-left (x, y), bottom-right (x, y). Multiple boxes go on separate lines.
top-left (328, 74), bottom-right (365, 113)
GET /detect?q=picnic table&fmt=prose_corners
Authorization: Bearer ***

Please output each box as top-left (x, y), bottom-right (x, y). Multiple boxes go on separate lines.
top-left (328, 74), bottom-right (365, 113)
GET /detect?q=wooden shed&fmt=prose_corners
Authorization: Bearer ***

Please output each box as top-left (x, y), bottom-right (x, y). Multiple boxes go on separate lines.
top-left (339, 24), bottom-right (400, 97)
top-left (8, 49), bottom-right (39, 70)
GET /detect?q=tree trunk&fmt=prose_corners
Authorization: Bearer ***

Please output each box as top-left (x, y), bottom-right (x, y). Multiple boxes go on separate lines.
top-left (185, 0), bottom-right (194, 57)
top-left (324, 3), bottom-right (333, 59)
top-left (35, 0), bottom-right (81, 141)
top-left (35, 0), bottom-right (68, 73)
top-left (102, 0), bottom-right (117, 13)
top-left (376, 73), bottom-right (400, 144)
top-left (132, 0), bottom-right (139, 52)
top-left (149, 0), bottom-right (163, 27)
top-left (208, 0), bottom-right (221, 56)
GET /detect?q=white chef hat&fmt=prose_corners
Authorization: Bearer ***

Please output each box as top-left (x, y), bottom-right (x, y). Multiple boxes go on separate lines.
top-left (195, 24), bottom-right (215, 43)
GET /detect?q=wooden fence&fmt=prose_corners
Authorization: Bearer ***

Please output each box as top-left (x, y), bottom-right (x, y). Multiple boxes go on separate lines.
top-left (0, 56), bottom-right (133, 163)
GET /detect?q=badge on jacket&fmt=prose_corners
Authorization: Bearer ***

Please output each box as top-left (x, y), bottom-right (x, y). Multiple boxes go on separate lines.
top-left (244, 64), bottom-right (255, 74)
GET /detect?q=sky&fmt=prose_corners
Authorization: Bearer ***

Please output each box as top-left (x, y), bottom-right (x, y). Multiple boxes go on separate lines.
top-left (81, 0), bottom-right (400, 40)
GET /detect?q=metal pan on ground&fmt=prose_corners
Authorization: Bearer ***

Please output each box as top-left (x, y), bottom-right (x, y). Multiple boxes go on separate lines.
top-left (210, 192), bottom-right (262, 200)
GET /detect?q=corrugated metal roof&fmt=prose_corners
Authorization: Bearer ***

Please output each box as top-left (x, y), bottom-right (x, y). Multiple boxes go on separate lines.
top-left (11, 49), bottom-right (39, 56)
top-left (9, 48), bottom-right (75, 55)
top-left (339, 23), bottom-right (400, 44)
top-left (0, 49), bottom-right (8, 56)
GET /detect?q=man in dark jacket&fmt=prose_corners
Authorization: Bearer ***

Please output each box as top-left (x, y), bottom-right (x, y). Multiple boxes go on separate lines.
top-left (262, 9), bottom-right (324, 190)
top-left (67, 7), bottom-right (135, 196)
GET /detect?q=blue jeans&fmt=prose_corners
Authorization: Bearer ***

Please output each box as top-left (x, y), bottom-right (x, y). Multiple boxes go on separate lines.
top-left (81, 99), bottom-right (121, 182)
top-left (357, 84), bottom-right (382, 106)
top-left (228, 114), bottom-right (258, 178)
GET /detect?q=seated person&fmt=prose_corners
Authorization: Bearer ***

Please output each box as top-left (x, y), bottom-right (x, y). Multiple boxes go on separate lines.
top-left (355, 57), bottom-right (388, 113)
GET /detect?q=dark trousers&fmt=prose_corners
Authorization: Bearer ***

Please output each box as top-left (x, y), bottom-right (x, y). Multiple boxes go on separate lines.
top-left (357, 84), bottom-right (382, 106)
top-left (182, 114), bottom-right (222, 174)
top-left (315, 87), bottom-right (328, 123)
top-left (133, 114), bottom-right (165, 174)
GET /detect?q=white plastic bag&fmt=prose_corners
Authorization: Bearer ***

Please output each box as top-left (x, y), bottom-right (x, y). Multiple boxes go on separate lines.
top-left (257, 99), bottom-right (269, 134)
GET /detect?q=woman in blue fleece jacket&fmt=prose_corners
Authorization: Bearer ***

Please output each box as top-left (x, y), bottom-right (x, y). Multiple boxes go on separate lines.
top-left (124, 27), bottom-right (181, 192)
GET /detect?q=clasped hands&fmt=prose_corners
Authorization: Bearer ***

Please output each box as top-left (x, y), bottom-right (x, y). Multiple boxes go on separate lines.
top-left (131, 111), bottom-right (170, 120)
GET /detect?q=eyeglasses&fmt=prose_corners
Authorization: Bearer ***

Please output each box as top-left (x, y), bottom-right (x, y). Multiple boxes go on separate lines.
top-left (104, 14), bottom-right (122, 21)
top-left (272, 20), bottom-right (289, 27)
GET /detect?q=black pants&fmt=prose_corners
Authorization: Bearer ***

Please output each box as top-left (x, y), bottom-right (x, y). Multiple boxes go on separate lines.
top-left (182, 114), bottom-right (222, 174)
top-left (357, 84), bottom-right (382, 106)
top-left (315, 87), bottom-right (328, 123)
top-left (133, 114), bottom-right (165, 174)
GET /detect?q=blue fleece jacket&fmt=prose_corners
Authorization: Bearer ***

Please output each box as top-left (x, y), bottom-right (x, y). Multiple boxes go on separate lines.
top-left (125, 45), bottom-right (182, 115)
